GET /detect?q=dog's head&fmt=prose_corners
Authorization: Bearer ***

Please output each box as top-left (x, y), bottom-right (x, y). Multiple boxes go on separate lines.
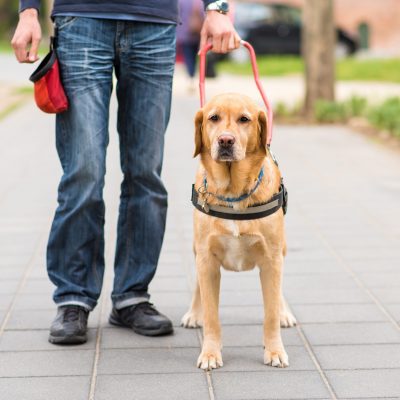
top-left (194, 93), bottom-right (268, 161)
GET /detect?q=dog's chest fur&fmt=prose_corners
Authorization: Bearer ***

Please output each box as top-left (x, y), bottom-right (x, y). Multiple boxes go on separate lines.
top-left (216, 220), bottom-right (260, 272)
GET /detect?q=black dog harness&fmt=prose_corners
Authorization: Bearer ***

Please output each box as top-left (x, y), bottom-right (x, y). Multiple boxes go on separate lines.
top-left (191, 172), bottom-right (288, 221)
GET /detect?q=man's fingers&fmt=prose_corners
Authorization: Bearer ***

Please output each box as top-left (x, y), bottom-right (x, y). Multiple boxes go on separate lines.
top-left (228, 34), bottom-right (236, 51)
top-left (234, 33), bottom-right (241, 49)
top-left (220, 32), bottom-right (231, 53)
top-left (12, 39), bottom-right (29, 63)
top-left (212, 33), bottom-right (222, 53)
top-left (29, 37), bottom-right (40, 62)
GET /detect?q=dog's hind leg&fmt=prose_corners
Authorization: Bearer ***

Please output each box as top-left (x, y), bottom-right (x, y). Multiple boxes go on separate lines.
top-left (181, 277), bottom-right (203, 328)
top-left (280, 294), bottom-right (297, 328)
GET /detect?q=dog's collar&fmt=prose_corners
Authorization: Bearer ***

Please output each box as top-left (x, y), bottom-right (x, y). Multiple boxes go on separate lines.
top-left (191, 180), bottom-right (288, 221)
top-left (199, 168), bottom-right (264, 203)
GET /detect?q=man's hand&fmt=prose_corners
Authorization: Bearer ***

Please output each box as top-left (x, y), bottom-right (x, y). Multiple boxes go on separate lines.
top-left (11, 8), bottom-right (42, 63)
top-left (200, 11), bottom-right (240, 54)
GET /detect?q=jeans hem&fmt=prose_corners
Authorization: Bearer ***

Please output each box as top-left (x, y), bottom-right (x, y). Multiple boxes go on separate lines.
top-left (55, 296), bottom-right (96, 311)
top-left (113, 293), bottom-right (150, 310)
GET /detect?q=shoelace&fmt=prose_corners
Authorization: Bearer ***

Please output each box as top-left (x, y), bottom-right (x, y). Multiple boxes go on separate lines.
top-left (134, 302), bottom-right (158, 316)
top-left (63, 306), bottom-right (82, 322)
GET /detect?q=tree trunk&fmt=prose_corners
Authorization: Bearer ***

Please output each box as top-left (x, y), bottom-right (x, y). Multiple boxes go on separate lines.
top-left (302, 0), bottom-right (335, 119)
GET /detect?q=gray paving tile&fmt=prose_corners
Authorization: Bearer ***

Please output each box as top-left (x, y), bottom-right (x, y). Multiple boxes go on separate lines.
top-left (219, 305), bottom-right (265, 325)
top-left (101, 326), bottom-right (199, 349)
top-left (0, 280), bottom-right (19, 294)
top-left (149, 276), bottom-right (190, 292)
top-left (220, 290), bottom-right (264, 306)
top-left (98, 348), bottom-right (200, 374)
top-left (0, 329), bottom-right (96, 351)
top-left (19, 279), bottom-right (55, 295)
top-left (285, 286), bottom-right (372, 305)
top-left (212, 371), bottom-right (331, 399)
top-left (0, 376), bottom-right (90, 400)
top-left (12, 293), bottom-right (55, 310)
top-left (0, 293), bottom-right (13, 309)
top-left (222, 324), bottom-right (303, 347)
top-left (301, 322), bottom-right (400, 345)
top-left (291, 304), bottom-right (387, 324)
top-left (151, 291), bottom-right (192, 307)
top-left (0, 350), bottom-right (94, 377)
top-left (385, 304), bottom-right (400, 322)
top-left (326, 369), bottom-right (400, 398)
top-left (313, 344), bottom-right (400, 370)
top-left (214, 346), bottom-right (315, 372)
top-left (371, 288), bottom-right (400, 304)
top-left (357, 272), bottom-right (400, 288)
top-left (0, 265), bottom-right (26, 279)
top-left (95, 373), bottom-right (209, 400)
top-left (284, 260), bottom-right (342, 275)
top-left (346, 259), bottom-right (400, 273)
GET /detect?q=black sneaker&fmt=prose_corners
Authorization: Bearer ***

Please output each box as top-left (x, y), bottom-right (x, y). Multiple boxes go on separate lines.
top-left (109, 302), bottom-right (173, 336)
top-left (49, 305), bottom-right (89, 345)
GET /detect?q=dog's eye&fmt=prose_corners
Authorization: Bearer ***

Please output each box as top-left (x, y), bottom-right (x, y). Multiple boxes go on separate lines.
top-left (239, 116), bottom-right (250, 123)
top-left (209, 114), bottom-right (220, 122)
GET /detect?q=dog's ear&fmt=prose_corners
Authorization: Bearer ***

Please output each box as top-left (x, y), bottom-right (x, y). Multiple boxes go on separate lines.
top-left (257, 110), bottom-right (268, 153)
top-left (194, 110), bottom-right (203, 157)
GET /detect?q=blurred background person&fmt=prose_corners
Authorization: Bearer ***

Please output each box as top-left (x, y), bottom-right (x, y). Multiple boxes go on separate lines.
top-left (177, 0), bottom-right (204, 91)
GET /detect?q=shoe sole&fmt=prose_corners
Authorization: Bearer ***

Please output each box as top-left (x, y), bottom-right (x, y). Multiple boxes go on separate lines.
top-left (49, 334), bottom-right (87, 345)
top-left (109, 315), bottom-right (173, 337)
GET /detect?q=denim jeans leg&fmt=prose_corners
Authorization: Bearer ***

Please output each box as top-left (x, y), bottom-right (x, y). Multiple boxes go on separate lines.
top-left (112, 22), bottom-right (176, 309)
top-left (47, 17), bottom-right (116, 310)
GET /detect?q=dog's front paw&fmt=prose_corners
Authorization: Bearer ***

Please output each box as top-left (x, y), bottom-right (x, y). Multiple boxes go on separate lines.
top-left (280, 309), bottom-right (297, 328)
top-left (181, 310), bottom-right (203, 328)
top-left (197, 348), bottom-right (223, 370)
top-left (264, 348), bottom-right (289, 368)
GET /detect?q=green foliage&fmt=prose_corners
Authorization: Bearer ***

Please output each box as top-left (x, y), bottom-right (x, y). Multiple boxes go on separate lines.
top-left (218, 55), bottom-right (304, 77)
top-left (314, 100), bottom-right (348, 123)
top-left (368, 97), bottom-right (400, 137)
top-left (337, 58), bottom-right (400, 83)
top-left (218, 55), bottom-right (400, 83)
top-left (345, 95), bottom-right (368, 117)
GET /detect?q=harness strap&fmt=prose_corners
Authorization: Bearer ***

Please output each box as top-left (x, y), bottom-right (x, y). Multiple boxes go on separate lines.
top-left (191, 183), bottom-right (288, 221)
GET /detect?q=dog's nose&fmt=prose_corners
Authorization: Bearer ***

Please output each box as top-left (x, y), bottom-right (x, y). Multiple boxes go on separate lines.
top-left (218, 134), bottom-right (235, 148)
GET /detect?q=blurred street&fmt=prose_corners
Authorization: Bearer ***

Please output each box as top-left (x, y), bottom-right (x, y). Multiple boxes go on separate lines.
top-left (0, 65), bottom-right (400, 399)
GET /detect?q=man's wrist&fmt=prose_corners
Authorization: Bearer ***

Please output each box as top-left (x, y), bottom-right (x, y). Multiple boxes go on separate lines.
top-left (20, 8), bottom-right (39, 17)
top-left (205, 0), bottom-right (229, 15)
top-left (19, 0), bottom-right (40, 14)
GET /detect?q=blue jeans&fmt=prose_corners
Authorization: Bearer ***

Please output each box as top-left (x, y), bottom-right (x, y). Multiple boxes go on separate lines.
top-left (48, 17), bottom-right (176, 310)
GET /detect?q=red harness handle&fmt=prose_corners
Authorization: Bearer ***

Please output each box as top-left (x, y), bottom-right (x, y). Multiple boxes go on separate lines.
top-left (199, 40), bottom-right (273, 145)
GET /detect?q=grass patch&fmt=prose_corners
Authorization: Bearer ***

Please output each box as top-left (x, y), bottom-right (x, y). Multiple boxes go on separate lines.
top-left (218, 56), bottom-right (400, 83)
top-left (0, 99), bottom-right (27, 121)
top-left (218, 55), bottom-right (303, 76)
top-left (368, 97), bottom-right (400, 138)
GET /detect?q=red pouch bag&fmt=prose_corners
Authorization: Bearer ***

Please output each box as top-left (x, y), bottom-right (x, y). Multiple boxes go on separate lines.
top-left (29, 38), bottom-right (68, 114)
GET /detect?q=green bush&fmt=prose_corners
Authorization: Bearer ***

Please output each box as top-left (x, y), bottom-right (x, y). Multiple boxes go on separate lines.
top-left (368, 97), bottom-right (400, 137)
top-left (345, 95), bottom-right (368, 117)
top-left (314, 100), bottom-right (348, 123)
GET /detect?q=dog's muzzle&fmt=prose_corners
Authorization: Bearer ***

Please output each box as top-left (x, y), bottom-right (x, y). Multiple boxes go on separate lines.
top-left (217, 134), bottom-right (235, 160)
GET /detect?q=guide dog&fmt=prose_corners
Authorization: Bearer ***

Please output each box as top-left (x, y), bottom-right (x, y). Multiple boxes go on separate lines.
top-left (181, 93), bottom-right (296, 370)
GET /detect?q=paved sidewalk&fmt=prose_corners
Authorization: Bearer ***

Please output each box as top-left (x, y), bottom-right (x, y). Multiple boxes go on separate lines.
top-left (0, 78), bottom-right (400, 400)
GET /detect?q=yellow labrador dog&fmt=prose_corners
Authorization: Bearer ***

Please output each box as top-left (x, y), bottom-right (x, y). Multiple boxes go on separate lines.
top-left (181, 93), bottom-right (296, 370)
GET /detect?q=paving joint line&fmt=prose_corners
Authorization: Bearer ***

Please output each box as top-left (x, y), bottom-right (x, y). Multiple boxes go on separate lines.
top-left (173, 204), bottom-right (217, 400)
top-left (297, 205), bottom-right (400, 333)
top-left (0, 223), bottom-right (50, 337)
top-left (295, 324), bottom-right (338, 400)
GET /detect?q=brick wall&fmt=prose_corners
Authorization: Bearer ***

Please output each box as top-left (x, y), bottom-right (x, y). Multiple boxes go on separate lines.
top-left (252, 0), bottom-right (400, 55)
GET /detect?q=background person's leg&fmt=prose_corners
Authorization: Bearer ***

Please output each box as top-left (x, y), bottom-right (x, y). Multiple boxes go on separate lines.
top-left (112, 21), bottom-right (176, 309)
top-left (47, 17), bottom-right (115, 311)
